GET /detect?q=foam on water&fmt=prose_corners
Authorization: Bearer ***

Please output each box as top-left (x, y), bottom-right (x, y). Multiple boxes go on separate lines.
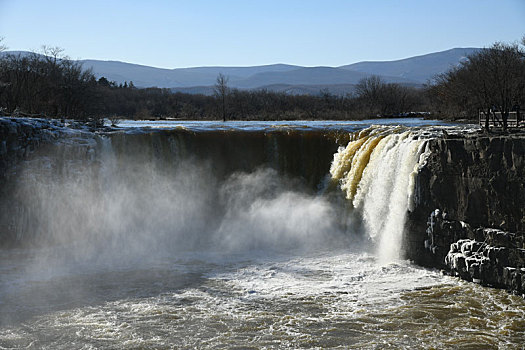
top-left (1, 250), bottom-right (524, 349)
top-left (3, 121), bottom-right (524, 349)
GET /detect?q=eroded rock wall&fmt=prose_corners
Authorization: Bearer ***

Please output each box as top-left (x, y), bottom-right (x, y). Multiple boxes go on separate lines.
top-left (420, 133), bottom-right (525, 231)
top-left (425, 210), bottom-right (525, 295)
top-left (407, 131), bottom-right (525, 295)
top-left (406, 132), bottom-right (525, 263)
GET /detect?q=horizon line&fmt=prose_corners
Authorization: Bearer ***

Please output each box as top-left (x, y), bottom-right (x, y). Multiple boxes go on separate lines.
top-left (1, 46), bottom-right (480, 70)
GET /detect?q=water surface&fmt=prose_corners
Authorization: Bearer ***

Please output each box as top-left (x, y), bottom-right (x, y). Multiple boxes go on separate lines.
top-left (1, 119), bottom-right (522, 349)
top-left (116, 117), bottom-right (460, 132)
top-left (1, 248), bottom-right (524, 349)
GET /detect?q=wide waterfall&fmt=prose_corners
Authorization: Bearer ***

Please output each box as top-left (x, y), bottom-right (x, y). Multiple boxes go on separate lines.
top-left (330, 126), bottom-right (429, 262)
top-left (3, 123), bottom-right (427, 260)
top-left (1, 119), bottom-right (524, 349)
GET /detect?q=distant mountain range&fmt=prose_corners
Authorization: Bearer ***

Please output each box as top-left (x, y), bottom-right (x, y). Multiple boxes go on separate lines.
top-left (2, 48), bottom-right (478, 95)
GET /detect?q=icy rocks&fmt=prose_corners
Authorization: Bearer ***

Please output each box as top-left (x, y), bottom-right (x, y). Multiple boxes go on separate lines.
top-left (445, 238), bottom-right (525, 295)
top-left (0, 117), bottom-right (103, 246)
top-left (0, 117), bottom-right (99, 178)
top-left (424, 209), bottom-right (472, 264)
top-left (426, 209), bottom-right (525, 296)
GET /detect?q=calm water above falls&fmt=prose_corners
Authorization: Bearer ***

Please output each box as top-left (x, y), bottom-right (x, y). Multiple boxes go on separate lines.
top-left (117, 117), bottom-right (457, 131)
top-left (1, 120), bottom-right (524, 349)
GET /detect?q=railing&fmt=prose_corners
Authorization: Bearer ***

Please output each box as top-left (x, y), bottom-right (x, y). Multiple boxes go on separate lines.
top-left (479, 110), bottom-right (523, 128)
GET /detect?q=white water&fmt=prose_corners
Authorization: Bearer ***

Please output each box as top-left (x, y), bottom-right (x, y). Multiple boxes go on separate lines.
top-left (2, 123), bottom-right (525, 348)
top-left (330, 126), bottom-right (430, 262)
top-left (2, 247), bottom-right (525, 349)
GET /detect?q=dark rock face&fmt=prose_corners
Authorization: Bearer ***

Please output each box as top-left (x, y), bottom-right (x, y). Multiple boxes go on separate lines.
top-left (406, 132), bottom-right (525, 266)
top-left (424, 209), bottom-right (525, 295)
top-left (419, 134), bottom-right (525, 231)
top-left (407, 131), bottom-right (525, 295)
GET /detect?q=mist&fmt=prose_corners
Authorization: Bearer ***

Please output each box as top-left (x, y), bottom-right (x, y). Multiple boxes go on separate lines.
top-left (216, 168), bottom-right (350, 252)
top-left (0, 138), bottom-right (366, 326)
top-left (9, 141), bottom-right (357, 276)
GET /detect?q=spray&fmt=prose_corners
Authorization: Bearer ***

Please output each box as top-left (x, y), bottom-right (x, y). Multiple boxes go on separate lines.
top-left (330, 126), bottom-right (428, 262)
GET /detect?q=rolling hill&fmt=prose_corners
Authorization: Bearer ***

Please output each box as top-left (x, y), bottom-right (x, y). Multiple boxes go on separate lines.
top-left (2, 47), bottom-right (479, 95)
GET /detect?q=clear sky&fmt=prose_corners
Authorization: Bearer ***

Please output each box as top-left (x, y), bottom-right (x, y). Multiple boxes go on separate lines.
top-left (1, 0), bottom-right (524, 68)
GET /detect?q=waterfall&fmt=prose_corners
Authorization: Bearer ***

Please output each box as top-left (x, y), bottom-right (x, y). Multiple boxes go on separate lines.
top-left (1, 118), bottom-right (432, 260)
top-left (1, 126), bottom-right (344, 250)
top-left (330, 126), bottom-right (429, 262)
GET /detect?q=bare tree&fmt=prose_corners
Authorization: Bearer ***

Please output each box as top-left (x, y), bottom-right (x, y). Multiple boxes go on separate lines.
top-left (355, 75), bottom-right (383, 101)
top-left (109, 114), bottom-right (121, 127)
top-left (355, 75), bottom-right (415, 116)
top-left (430, 42), bottom-right (525, 129)
top-left (41, 45), bottom-right (65, 64)
top-left (0, 37), bottom-right (7, 52)
top-left (0, 37), bottom-right (8, 111)
top-left (214, 73), bottom-right (229, 121)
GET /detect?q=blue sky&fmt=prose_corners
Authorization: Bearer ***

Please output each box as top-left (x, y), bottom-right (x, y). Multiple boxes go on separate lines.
top-left (1, 0), bottom-right (524, 68)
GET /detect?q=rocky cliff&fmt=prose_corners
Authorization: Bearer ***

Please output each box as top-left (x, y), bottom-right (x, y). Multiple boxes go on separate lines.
top-left (421, 132), bottom-right (524, 231)
top-left (406, 130), bottom-right (525, 295)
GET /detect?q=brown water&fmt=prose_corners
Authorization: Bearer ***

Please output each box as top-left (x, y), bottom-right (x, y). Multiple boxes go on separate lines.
top-left (2, 120), bottom-right (522, 349)
top-left (1, 248), bottom-right (524, 349)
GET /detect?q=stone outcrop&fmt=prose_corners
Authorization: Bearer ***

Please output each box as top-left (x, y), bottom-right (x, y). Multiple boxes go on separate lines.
top-left (418, 131), bottom-right (525, 231)
top-left (424, 209), bottom-right (525, 295)
top-left (406, 130), bottom-right (525, 295)
top-left (406, 130), bottom-right (525, 266)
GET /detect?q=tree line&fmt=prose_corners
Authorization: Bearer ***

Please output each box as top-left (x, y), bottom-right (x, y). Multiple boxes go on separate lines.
top-left (428, 38), bottom-right (525, 128)
top-left (0, 38), bottom-right (524, 124)
top-left (0, 48), bottom-right (426, 122)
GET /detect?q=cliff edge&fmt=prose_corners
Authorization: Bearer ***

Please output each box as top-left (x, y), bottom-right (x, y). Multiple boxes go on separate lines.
top-left (407, 130), bottom-right (525, 295)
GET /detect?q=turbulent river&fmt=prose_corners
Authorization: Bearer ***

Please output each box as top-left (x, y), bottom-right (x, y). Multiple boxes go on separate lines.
top-left (1, 119), bottom-right (524, 349)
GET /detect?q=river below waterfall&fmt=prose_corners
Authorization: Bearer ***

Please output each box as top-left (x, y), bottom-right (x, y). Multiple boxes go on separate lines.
top-left (1, 118), bottom-right (524, 349)
top-left (1, 247), bottom-right (525, 349)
